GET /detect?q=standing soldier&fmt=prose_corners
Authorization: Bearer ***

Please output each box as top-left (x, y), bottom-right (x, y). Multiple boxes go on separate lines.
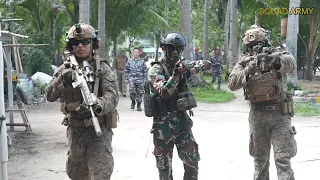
top-left (210, 47), bottom-right (222, 90)
top-left (126, 47), bottom-right (147, 111)
top-left (194, 47), bottom-right (203, 61)
top-left (228, 25), bottom-right (297, 180)
top-left (112, 50), bottom-right (128, 97)
top-left (139, 46), bottom-right (149, 62)
top-left (46, 23), bottom-right (119, 180)
top-left (146, 32), bottom-right (210, 180)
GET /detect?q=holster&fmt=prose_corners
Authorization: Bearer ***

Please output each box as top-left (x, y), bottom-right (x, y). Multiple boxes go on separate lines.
top-left (105, 109), bottom-right (119, 129)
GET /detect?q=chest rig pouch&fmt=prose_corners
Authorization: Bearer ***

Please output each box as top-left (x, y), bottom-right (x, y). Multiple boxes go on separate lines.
top-left (244, 71), bottom-right (284, 103)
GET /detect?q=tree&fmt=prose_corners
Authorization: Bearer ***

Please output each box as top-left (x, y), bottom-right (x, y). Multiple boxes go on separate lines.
top-left (180, 0), bottom-right (194, 60)
top-left (98, 0), bottom-right (106, 59)
top-left (228, 0), bottom-right (238, 72)
top-left (79, 0), bottom-right (89, 23)
top-left (286, 0), bottom-right (301, 84)
top-left (203, 0), bottom-right (210, 60)
top-left (299, 0), bottom-right (320, 80)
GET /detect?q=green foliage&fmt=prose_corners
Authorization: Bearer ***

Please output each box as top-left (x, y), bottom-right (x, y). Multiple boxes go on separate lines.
top-left (294, 102), bottom-right (320, 116)
top-left (286, 81), bottom-right (303, 92)
top-left (190, 84), bottom-right (236, 103)
top-left (22, 48), bottom-right (52, 75)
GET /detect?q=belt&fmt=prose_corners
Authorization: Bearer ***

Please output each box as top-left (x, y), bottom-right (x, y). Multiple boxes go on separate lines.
top-left (68, 118), bottom-right (105, 127)
top-left (251, 103), bottom-right (281, 111)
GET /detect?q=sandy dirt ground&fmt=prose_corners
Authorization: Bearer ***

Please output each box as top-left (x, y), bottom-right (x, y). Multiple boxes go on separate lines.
top-left (2, 85), bottom-right (320, 180)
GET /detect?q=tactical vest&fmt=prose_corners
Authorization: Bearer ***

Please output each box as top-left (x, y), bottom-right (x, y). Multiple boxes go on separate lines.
top-left (244, 70), bottom-right (285, 103)
top-left (144, 61), bottom-right (196, 117)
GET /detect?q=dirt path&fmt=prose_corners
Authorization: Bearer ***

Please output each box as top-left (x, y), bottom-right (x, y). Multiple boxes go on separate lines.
top-left (2, 85), bottom-right (320, 180)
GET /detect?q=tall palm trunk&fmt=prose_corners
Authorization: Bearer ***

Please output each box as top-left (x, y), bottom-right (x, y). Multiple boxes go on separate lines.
top-left (228, 0), bottom-right (238, 72)
top-left (79, 0), bottom-right (90, 23)
top-left (98, 0), bottom-right (106, 59)
top-left (286, 0), bottom-right (300, 83)
top-left (180, 0), bottom-right (193, 61)
top-left (203, 0), bottom-right (210, 60)
top-left (224, 0), bottom-right (231, 66)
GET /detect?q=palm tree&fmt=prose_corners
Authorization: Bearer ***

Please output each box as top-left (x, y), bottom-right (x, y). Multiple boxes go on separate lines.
top-left (98, 0), bottom-right (106, 59)
top-left (180, 0), bottom-right (193, 61)
top-left (203, 0), bottom-right (210, 60)
top-left (224, 0), bottom-right (230, 65)
top-left (286, 0), bottom-right (301, 84)
top-left (228, 0), bottom-right (238, 72)
top-left (79, 0), bottom-right (89, 23)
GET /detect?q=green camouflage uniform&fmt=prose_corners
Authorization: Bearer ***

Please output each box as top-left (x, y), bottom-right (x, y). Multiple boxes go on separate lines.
top-left (148, 59), bottom-right (200, 180)
top-left (46, 60), bottom-right (119, 180)
top-left (228, 51), bottom-right (297, 180)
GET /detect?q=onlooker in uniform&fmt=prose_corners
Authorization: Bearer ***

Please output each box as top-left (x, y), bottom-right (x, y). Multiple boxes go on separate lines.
top-left (210, 47), bottom-right (222, 90)
top-left (112, 50), bottom-right (128, 97)
top-left (194, 47), bottom-right (203, 61)
top-left (126, 47), bottom-right (147, 111)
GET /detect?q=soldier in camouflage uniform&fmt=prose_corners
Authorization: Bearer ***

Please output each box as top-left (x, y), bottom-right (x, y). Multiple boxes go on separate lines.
top-left (112, 50), bottom-right (128, 97)
top-left (46, 23), bottom-right (119, 180)
top-left (126, 47), bottom-right (147, 111)
top-left (139, 46), bottom-right (149, 62)
top-left (228, 25), bottom-right (297, 180)
top-left (194, 47), bottom-right (203, 61)
top-left (147, 32), bottom-right (210, 180)
top-left (210, 48), bottom-right (222, 90)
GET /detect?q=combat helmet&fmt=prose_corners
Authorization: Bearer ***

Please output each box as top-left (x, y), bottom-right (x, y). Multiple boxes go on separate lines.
top-left (242, 25), bottom-right (270, 46)
top-left (65, 23), bottom-right (99, 51)
top-left (160, 32), bottom-right (186, 62)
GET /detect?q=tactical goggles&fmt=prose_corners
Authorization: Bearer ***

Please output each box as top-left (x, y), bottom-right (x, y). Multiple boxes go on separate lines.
top-left (70, 39), bottom-right (92, 46)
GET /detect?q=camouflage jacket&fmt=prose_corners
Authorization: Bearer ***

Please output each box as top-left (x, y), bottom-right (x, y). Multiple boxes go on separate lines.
top-left (112, 55), bottom-right (128, 71)
top-left (46, 58), bottom-right (119, 120)
top-left (125, 58), bottom-right (147, 83)
top-left (195, 53), bottom-right (203, 61)
top-left (147, 59), bottom-right (193, 99)
top-left (228, 51), bottom-right (296, 92)
top-left (210, 55), bottom-right (222, 71)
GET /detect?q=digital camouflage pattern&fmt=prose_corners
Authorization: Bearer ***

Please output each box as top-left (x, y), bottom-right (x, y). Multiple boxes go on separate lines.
top-left (46, 59), bottom-right (119, 180)
top-left (210, 55), bottom-right (222, 85)
top-left (228, 51), bottom-right (297, 180)
top-left (125, 58), bottom-right (147, 102)
top-left (148, 59), bottom-right (200, 180)
top-left (194, 53), bottom-right (203, 61)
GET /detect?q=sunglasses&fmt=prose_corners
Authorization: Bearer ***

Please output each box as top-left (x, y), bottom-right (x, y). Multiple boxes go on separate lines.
top-left (70, 39), bottom-right (92, 46)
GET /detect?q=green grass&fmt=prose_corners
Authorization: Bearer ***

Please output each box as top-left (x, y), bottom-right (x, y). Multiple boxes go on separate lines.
top-left (294, 102), bottom-right (320, 116)
top-left (190, 84), bottom-right (236, 103)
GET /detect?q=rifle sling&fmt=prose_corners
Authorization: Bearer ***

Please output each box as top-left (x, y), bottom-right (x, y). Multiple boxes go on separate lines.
top-left (94, 59), bottom-right (101, 96)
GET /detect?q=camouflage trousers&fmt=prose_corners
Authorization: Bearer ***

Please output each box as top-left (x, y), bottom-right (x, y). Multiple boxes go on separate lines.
top-left (249, 107), bottom-right (297, 180)
top-left (151, 112), bottom-right (200, 180)
top-left (66, 125), bottom-right (114, 180)
top-left (211, 69), bottom-right (222, 84)
top-left (117, 70), bottom-right (127, 94)
top-left (128, 80), bottom-right (144, 103)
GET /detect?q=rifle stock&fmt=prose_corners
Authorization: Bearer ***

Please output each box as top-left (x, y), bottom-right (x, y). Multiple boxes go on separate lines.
top-left (65, 52), bottom-right (102, 136)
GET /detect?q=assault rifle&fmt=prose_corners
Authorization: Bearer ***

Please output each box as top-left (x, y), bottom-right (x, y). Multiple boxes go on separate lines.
top-left (241, 44), bottom-right (282, 73)
top-left (64, 52), bottom-right (102, 136)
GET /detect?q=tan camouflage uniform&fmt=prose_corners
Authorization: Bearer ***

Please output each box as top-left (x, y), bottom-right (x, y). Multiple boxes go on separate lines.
top-left (112, 52), bottom-right (128, 95)
top-left (46, 23), bottom-right (119, 180)
top-left (228, 25), bottom-right (297, 180)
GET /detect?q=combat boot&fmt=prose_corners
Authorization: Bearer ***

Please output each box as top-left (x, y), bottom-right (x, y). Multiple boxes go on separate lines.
top-left (131, 100), bottom-right (136, 109)
top-left (137, 102), bottom-right (142, 111)
top-left (217, 84), bottom-right (221, 90)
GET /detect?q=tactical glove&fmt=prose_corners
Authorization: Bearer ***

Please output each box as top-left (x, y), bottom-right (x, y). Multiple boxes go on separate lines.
top-left (62, 69), bottom-right (76, 84)
top-left (245, 61), bottom-right (257, 75)
top-left (173, 62), bottom-right (187, 76)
